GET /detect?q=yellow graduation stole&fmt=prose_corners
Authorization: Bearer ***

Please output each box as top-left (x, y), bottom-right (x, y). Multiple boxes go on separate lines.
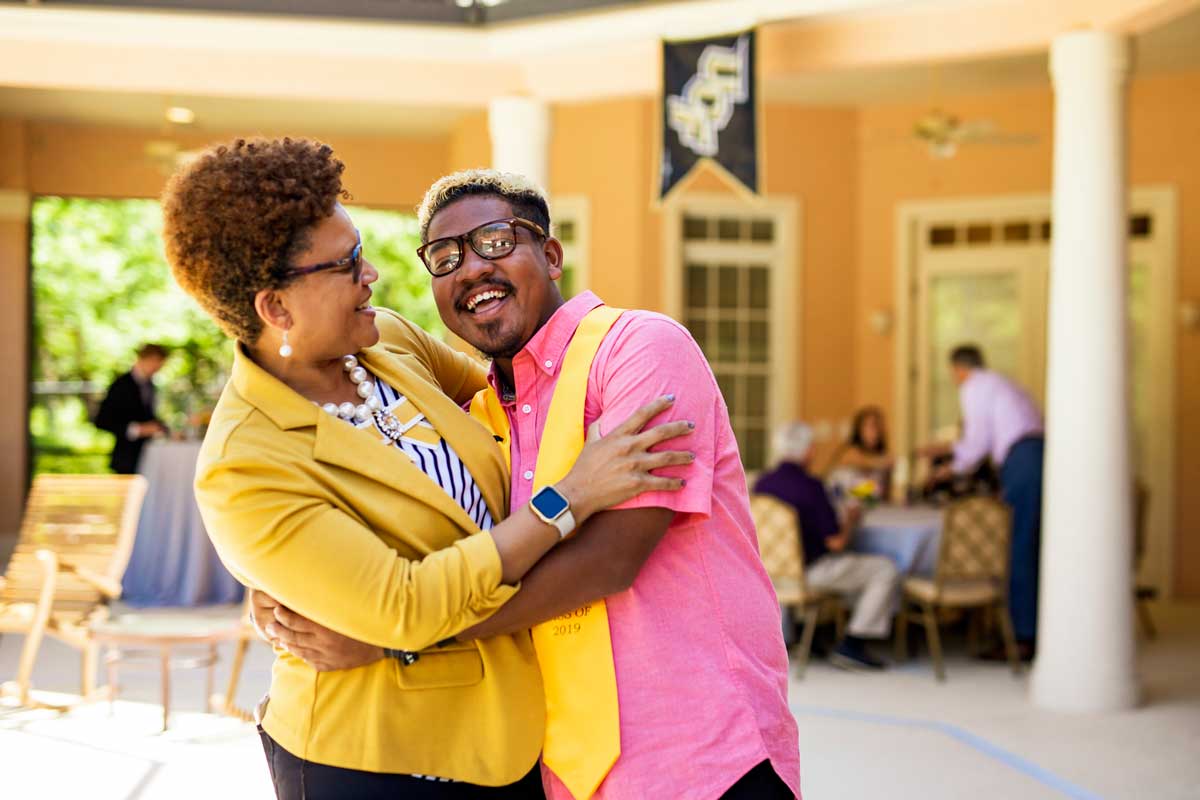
top-left (468, 305), bottom-right (624, 800)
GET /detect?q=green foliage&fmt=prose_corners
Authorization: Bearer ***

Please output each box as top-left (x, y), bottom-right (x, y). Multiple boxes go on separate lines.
top-left (30, 197), bottom-right (438, 475)
top-left (350, 206), bottom-right (445, 338)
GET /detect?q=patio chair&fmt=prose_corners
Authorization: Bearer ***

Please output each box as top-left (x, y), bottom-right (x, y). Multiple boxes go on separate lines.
top-left (893, 495), bottom-right (1020, 681)
top-left (0, 474), bottom-right (147, 708)
top-left (750, 494), bottom-right (846, 677)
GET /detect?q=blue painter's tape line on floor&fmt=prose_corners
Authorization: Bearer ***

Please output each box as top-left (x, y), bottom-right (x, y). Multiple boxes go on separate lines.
top-left (792, 704), bottom-right (1105, 800)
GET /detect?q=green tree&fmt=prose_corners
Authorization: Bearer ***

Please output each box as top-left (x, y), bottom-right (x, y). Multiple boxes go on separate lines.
top-left (30, 197), bottom-right (438, 474)
top-left (351, 206), bottom-right (445, 339)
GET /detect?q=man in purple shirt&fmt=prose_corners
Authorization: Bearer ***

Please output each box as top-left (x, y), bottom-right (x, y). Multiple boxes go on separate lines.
top-left (922, 345), bottom-right (1044, 658)
top-left (755, 422), bottom-right (899, 671)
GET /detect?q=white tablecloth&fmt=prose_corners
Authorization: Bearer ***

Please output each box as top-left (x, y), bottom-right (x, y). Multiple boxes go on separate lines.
top-left (121, 440), bottom-right (244, 607)
top-left (852, 505), bottom-right (944, 576)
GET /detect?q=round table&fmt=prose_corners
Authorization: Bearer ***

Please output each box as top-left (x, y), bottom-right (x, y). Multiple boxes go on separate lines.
top-left (90, 607), bottom-right (250, 732)
top-left (852, 505), bottom-right (944, 575)
top-left (121, 440), bottom-right (244, 606)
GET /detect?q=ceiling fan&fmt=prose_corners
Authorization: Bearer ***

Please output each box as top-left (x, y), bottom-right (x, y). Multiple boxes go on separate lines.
top-left (912, 108), bottom-right (1037, 159)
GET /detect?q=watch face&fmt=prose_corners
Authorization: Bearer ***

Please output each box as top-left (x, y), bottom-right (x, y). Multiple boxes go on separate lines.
top-left (531, 486), bottom-right (569, 519)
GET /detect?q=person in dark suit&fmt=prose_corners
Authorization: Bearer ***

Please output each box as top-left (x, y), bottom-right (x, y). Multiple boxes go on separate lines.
top-left (93, 343), bottom-right (170, 473)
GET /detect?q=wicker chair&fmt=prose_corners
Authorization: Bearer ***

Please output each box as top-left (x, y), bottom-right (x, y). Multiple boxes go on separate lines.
top-left (893, 496), bottom-right (1020, 681)
top-left (0, 474), bottom-right (147, 707)
top-left (750, 494), bottom-right (845, 677)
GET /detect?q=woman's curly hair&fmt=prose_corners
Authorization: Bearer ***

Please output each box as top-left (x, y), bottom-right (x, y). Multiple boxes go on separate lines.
top-left (162, 137), bottom-right (348, 343)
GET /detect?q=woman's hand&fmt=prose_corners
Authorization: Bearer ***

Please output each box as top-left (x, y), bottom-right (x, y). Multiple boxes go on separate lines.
top-left (249, 588), bottom-right (384, 672)
top-left (556, 394), bottom-right (695, 524)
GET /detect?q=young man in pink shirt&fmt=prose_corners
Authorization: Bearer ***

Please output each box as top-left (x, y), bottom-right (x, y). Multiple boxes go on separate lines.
top-left (257, 170), bottom-right (800, 799)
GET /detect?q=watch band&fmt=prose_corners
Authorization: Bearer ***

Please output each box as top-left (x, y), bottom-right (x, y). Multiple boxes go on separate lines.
top-left (549, 507), bottom-right (576, 539)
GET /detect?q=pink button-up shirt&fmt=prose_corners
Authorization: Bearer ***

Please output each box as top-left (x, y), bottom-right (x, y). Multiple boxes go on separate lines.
top-left (489, 292), bottom-right (800, 800)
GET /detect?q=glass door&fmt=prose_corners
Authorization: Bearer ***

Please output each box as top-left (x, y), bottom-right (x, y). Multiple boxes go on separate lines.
top-left (916, 247), bottom-right (1048, 446)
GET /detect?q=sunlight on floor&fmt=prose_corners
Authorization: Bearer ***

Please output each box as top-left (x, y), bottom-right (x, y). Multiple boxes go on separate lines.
top-left (1, 603), bottom-right (1197, 800)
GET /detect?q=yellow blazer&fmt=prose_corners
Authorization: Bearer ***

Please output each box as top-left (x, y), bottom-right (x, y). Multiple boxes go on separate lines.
top-left (194, 309), bottom-right (544, 783)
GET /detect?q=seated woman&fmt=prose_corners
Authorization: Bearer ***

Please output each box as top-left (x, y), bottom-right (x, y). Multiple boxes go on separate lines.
top-left (824, 406), bottom-right (894, 502)
top-left (161, 137), bottom-right (693, 799)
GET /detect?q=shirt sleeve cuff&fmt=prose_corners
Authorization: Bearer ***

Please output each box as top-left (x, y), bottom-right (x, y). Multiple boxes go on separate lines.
top-left (951, 443), bottom-right (977, 473)
top-left (457, 531), bottom-right (520, 608)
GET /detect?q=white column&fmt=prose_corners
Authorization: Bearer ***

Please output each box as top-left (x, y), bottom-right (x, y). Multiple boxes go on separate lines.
top-left (488, 96), bottom-right (551, 190)
top-left (1031, 30), bottom-right (1139, 712)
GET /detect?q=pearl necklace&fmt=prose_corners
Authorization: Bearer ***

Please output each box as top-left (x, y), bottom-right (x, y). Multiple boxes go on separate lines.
top-left (316, 355), bottom-right (406, 444)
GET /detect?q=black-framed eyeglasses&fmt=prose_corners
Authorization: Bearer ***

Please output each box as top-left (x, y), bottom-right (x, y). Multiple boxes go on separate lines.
top-left (417, 217), bottom-right (547, 278)
top-left (283, 230), bottom-right (364, 283)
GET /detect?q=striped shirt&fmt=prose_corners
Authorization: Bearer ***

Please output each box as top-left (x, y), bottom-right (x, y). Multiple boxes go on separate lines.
top-left (355, 377), bottom-right (494, 532)
top-left (356, 375), bottom-right (493, 786)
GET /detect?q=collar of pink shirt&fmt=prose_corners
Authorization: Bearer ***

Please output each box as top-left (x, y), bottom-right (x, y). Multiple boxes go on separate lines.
top-left (485, 291), bottom-right (605, 398)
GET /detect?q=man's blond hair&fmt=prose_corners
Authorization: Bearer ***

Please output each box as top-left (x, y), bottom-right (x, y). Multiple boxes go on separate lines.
top-left (416, 168), bottom-right (550, 243)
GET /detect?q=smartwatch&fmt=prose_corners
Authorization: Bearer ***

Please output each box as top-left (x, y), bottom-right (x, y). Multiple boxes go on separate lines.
top-left (529, 485), bottom-right (577, 539)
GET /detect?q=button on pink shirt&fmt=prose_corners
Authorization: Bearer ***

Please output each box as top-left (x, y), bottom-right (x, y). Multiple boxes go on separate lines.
top-left (489, 292), bottom-right (800, 800)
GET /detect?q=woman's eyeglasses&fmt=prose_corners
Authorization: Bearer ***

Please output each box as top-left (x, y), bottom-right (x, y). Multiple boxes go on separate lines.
top-left (284, 230), bottom-right (364, 283)
top-left (417, 217), bottom-right (546, 278)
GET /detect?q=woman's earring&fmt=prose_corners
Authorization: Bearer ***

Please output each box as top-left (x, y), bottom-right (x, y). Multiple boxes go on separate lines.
top-left (279, 329), bottom-right (293, 358)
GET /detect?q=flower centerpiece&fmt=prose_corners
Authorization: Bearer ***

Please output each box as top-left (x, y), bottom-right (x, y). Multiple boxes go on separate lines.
top-left (849, 479), bottom-right (882, 508)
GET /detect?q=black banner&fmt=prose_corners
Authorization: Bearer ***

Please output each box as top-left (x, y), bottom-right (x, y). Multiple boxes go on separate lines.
top-left (660, 30), bottom-right (758, 199)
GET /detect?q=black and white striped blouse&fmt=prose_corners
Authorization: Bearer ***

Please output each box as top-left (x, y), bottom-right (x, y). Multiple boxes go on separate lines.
top-left (355, 378), bottom-right (495, 532)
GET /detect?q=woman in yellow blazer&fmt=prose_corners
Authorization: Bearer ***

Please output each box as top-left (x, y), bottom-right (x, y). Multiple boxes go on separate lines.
top-left (161, 138), bottom-right (691, 799)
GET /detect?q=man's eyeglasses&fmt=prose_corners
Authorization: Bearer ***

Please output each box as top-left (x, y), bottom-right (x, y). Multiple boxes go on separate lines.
top-left (417, 217), bottom-right (546, 278)
top-left (284, 230), bottom-right (364, 283)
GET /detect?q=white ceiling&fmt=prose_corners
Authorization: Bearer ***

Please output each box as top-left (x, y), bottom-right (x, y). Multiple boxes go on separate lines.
top-left (0, 2), bottom-right (1197, 132)
top-left (765, 4), bottom-right (1200, 105)
top-left (0, 87), bottom-right (469, 137)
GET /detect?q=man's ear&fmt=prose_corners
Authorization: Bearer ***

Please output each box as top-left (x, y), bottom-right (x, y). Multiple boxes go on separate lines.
top-left (254, 288), bottom-right (292, 334)
top-left (542, 236), bottom-right (565, 281)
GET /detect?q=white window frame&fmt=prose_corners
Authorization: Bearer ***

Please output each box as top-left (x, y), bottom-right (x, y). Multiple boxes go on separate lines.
top-left (549, 194), bottom-right (590, 298)
top-left (661, 192), bottom-right (800, 472)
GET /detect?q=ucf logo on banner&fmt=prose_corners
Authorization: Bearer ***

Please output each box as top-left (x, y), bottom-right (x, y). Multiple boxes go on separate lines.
top-left (660, 29), bottom-right (759, 200)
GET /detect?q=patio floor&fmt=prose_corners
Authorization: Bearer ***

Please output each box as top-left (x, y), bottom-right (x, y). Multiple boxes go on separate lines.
top-left (1, 602), bottom-right (1197, 799)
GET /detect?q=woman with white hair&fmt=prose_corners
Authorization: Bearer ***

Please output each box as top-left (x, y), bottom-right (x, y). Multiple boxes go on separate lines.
top-left (754, 421), bottom-right (899, 670)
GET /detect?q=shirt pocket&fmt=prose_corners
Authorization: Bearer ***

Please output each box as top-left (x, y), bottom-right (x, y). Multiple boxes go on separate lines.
top-left (393, 641), bottom-right (485, 690)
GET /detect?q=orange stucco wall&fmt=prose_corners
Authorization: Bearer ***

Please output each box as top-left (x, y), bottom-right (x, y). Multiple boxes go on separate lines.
top-left (1129, 74), bottom-right (1200, 599)
top-left (447, 111), bottom-right (491, 175)
top-left (19, 122), bottom-right (447, 208)
top-left (551, 99), bottom-right (658, 310)
top-left (855, 70), bottom-right (1200, 597)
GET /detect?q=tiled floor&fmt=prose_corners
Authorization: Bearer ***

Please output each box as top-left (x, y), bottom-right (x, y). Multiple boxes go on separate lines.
top-left (1, 602), bottom-right (1197, 799)
top-left (0, 609), bottom-right (274, 800)
top-left (790, 602), bottom-right (1200, 799)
